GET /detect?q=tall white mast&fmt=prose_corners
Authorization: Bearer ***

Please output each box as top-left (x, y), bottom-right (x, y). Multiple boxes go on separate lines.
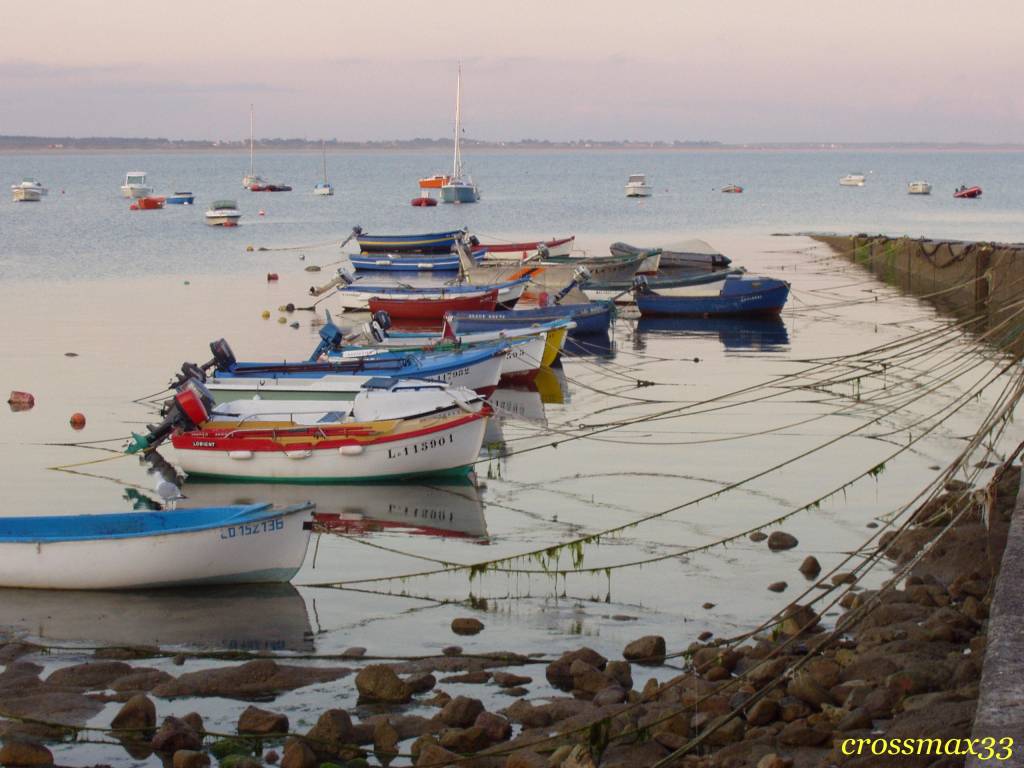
top-left (452, 63), bottom-right (462, 178)
top-left (249, 104), bottom-right (255, 177)
top-left (321, 139), bottom-right (328, 183)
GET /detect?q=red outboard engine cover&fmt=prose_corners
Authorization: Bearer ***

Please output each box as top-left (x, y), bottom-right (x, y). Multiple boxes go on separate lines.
top-left (175, 388), bottom-right (209, 426)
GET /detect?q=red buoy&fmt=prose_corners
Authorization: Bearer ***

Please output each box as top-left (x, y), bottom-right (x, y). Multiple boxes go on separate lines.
top-left (70, 412), bottom-right (86, 430)
top-left (411, 197), bottom-right (438, 207)
top-left (267, 273), bottom-right (279, 282)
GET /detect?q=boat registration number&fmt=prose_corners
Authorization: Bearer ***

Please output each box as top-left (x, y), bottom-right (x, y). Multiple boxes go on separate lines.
top-left (220, 517), bottom-right (285, 539)
top-left (387, 432), bottom-right (454, 459)
top-left (438, 368), bottom-right (470, 381)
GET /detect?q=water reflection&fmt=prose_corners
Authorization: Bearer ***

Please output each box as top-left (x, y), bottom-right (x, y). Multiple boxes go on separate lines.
top-left (0, 583), bottom-right (313, 652)
top-left (563, 330), bottom-right (615, 358)
top-left (181, 479), bottom-right (489, 540)
top-left (634, 315), bottom-right (790, 350)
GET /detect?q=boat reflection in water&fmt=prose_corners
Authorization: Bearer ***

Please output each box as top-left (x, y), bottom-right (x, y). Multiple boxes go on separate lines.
top-left (635, 315), bottom-right (790, 351)
top-left (562, 330), bottom-right (615, 359)
top-left (181, 479), bottom-right (488, 540)
top-left (0, 583), bottom-right (313, 652)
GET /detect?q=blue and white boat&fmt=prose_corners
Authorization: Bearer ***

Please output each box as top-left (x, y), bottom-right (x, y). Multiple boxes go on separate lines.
top-left (166, 192), bottom-right (195, 205)
top-left (439, 64), bottom-right (480, 204)
top-left (634, 273), bottom-right (790, 317)
top-left (0, 503), bottom-right (314, 590)
top-left (447, 302), bottom-right (614, 336)
top-left (349, 249), bottom-right (487, 272)
top-left (356, 229), bottom-right (466, 254)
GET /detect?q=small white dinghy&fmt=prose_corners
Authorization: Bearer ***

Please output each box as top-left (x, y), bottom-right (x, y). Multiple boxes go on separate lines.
top-left (0, 503), bottom-right (314, 590)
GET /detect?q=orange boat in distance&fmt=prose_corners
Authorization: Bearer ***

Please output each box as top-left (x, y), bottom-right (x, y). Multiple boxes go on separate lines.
top-left (418, 174), bottom-right (452, 189)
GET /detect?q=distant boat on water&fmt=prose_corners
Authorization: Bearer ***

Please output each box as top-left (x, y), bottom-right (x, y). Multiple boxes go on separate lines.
top-left (243, 105), bottom-right (291, 192)
top-left (907, 181), bottom-right (932, 195)
top-left (166, 192), bottom-right (195, 205)
top-left (314, 140), bottom-right (334, 196)
top-left (625, 173), bottom-right (652, 197)
top-left (206, 199), bottom-right (242, 226)
top-left (121, 171), bottom-right (153, 198)
top-left (440, 64), bottom-right (480, 204)
top-left (954, 185), bottom-right (982, 199)
top-left (11, 178), bottom-right (47, 202)
top-left (839, 173), bottom-right (866, 187)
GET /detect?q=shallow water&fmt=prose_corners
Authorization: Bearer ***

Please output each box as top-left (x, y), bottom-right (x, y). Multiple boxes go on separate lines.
top-left (0, 151), bottom-right (1022, 765)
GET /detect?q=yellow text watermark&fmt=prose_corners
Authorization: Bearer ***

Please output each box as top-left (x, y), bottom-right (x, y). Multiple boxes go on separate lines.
top-left (841, 737), bottom-right (1014, 761)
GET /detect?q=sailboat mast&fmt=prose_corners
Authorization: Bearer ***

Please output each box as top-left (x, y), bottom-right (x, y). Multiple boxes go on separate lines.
top-left (453, 63), bottom-right (462, 178)
top-left (321, 140), bottom-right (328, 183)
top-left (249, 104), bottom-right (255, 177)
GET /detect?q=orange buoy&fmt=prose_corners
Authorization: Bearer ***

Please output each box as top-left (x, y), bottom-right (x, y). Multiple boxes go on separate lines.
top-left (70, 412), bottom-right (86, 430)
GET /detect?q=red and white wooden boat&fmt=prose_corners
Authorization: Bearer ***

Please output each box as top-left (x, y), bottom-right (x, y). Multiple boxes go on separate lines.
top-left (478, 236), bottom-right (575, 262)
top-left (953, 185), bottom-right (982, 199)
top-left (368, 290), bottom-right (499, 321)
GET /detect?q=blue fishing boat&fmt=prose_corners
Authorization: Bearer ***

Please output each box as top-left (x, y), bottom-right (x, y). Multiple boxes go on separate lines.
top-left (633, 274), bottom-right (790, 317)
top-left (349, 249), bottom-right (487, 272)
top-left (166, 192), bottom-right (195, 205)
top-left (356, 229), bottom-right (466, 254)
top-left (447, 301), bottom-right (614, 336)
top-left (581, 267), bottom-right (745, 301)
top-left (0, 503), bottom-right (314, 590)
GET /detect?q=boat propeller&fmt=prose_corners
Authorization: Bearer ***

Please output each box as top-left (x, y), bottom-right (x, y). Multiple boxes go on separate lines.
top-left (126, 379), bottom-right (215, 454)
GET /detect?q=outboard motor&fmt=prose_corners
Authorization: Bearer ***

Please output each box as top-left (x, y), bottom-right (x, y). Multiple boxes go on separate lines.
top-left (126, 379), bottom-right (215, 454)
top-left (633, 274), bottom-right (650, 293)
top-left (536, 243), bottom-right (550, 260)
top-left (308, 310), bottom-right (345, 360)
top-left (468, 234), bottom-right (480, 248)
top-left (171, 338), bottom-right (237, 387)
top-left (368, 310), bottom-right (392, 342)
top-left (552, 265), bottom-right (592, 304)
top-left (337, 268), bottom-right (356, 286)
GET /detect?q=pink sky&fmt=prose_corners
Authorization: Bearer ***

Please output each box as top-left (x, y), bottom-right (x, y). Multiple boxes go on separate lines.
top-left (3, 0), bottom-right (1021, 142)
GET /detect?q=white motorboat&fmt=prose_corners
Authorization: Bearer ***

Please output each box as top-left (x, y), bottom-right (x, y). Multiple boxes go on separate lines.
top-left (625, 173), bottom-right (653, 197)
top-left (121, 171), bottom-right (153, 198)
top-left (908, 181), bottom-right (932, 195)
top-left (839, 174), bottom-right (866, 187)
top-left (205, 199), bottom-right (242, 227)
top-left (11, 178), bottom-right (48, 201)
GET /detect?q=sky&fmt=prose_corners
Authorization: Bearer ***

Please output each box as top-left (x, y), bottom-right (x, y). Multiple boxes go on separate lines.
top-left (3, 0), bottom-right (1022, 143)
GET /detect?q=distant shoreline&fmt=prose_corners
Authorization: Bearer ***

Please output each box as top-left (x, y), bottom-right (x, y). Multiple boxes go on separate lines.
top-left (2, 137), bottom-right (1024, 154)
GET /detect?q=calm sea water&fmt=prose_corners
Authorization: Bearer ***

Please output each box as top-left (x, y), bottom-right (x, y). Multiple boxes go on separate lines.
top-left (1, 150), bottom-right (1022, 766)
top-left (1, 149), bottom-right (1022, 281)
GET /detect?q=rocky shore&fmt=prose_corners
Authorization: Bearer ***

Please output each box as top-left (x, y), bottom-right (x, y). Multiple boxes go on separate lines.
top-left (0, 460), bottom-right (1015, 768)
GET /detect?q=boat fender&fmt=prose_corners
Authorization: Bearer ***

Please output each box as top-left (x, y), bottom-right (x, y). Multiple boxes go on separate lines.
top-left (339, 445), bottom-right (364, 456)
top-left (70, 412), bottom-right (86, 430)
top-left (285, 449), bottom-right (312, 459)
top-left (228, 450), bottom-right (254, 460)
top-left (7, 391), bottom-right (35, 409)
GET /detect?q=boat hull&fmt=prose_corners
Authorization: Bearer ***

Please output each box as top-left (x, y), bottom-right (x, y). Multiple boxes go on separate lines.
top-left (349, 250), bottom-right (486, 272)
top-left (166, 193), bottom-right (195, 205)
top-left (0, 504), bottom-right (313, 590)
top-left (448, 303), bottom-right (613, 336)
top-left (369, 291), bottom-right (498, 321)
top-left (121, 185), bottom-right (153, 198)
top-left (636, 275), bottom-right (790, 317)
top-left (12, 189), bottom-right (42, 202)
top-left (954, 187), bottom-right (982, 199)
top-left (337, 278), bottom-right (528, 312)
top-left (173, 413), bottom-right (488, 483)
top-left (357, 230), bottom-right (465, 254)
top-left (478, 237), bottom-right (575, 261)
top-left (440, 183), bottom-right (480, 203)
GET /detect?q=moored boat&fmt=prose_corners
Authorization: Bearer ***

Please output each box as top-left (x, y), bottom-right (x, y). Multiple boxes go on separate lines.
top-left (314, 140), bottom-right (334, 196)
top-left (625, 173), bottom-right (652, 197)
top-left (335, 275), bottom-right (530, 312)
top-left (954, 185), bottom-right (982, 199)
top-left (121, 171), bottom-right (153, 198)
top-left (447, 301), bottom-right (614, 336)
top-left (356, 229), bottom-right (466, 254)
top-left (243, 105), bottom-right (291, 191)
top-left (721, 184), bottom-right (744, 193)
top-left (419, 174), bottom-right (452, 189)
top-left (582, 267), bottom-right (745, 303)
top-left (907, 181), bottom-right (931, 195)
top-left (368, 289), bottom-right (499, 321)
top-left (633, 273), bottom-right (790, 317)
top-left (610, 240), bottom-right (732, 270)
top-left (11, 178), bottom-right (47, 201)
top-left (205, 200), bottom-right (242, 226)
top-left (839, 174), bottom-right (866, 187)
top-left (0, 503), bottom-right (314, 590)
top-left (349, 249), bottom-right (486, 272)
top-left (166, 192), bottom-right (195, 205)
top-left (439, 64), bottom-right (480, 204)
top-left (134, 195), bottom-right (166, 210)
top-left (477, 236), bottom-right (575, 261)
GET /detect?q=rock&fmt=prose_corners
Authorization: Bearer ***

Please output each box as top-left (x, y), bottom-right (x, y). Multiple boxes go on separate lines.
top-left (450, 618), bottom-right (484, 636)
top-left (777, 696), bottom-right (812, 722)
top-left (151, 717), bottom-right (202, 753)
top-left (502, 700), bottom-right (551, 728)
top-left (505, 749), bottom-right (547, 768)
top-left (439, 726), bottom-right (490, 753)
top-left (110, 693), bottom-right (157, 732)
top-left (698, 631), bottom-right (714, 642)
top-left (777, 718), bottom-right (830, 746)
top-left (767, 532), bottom-right (798, 551)
top-left (545, 648), bottom-right (607, 690)
top-left (778, 604), bottom-right (818, 636)
top-left (622, 635), bottom-right (666, 665)
top-left (110, 668), bottom-right (174, 693)
top-left (304, 710), bottom-right (355, 760)
top-left (264, 750), bottom-right (279, 765)
top-left (341, 647), bottom-right (367, 658)
top-left (440, 671), bottom-right (490, 684)
top-left (593, 686), bottom-right (628, 705)
top-left (563, 744), bottom-right (599, 767)
top-left (745, 699), bottom-right (778, 726)
top-left (703, 602), bottom-right (716, 609)
top-left (415, 743), bottom-right (458, 767)
top-left (605, 661), bottom-right (633, 690)
top-left (749, 531), bottom-right (768, 542)
top-left (439, 696), bottom-right (484, 728)
top-left (473, 711), bottom-right (511, 742)
top-left (238, 705), bottom-right (288, 735)
top-left (152, 659), bottom-right (350, 700)
top-left (756, 754), bottom-right (793, 768)
top-left (280, 738), bottom-right (317, 768)
top-left (0, 739), bottom-right (52, 767)
top-left (441, 646), bottom-right (462, 656)
top-left (767, 582), bottom-right (788, 592)
top-left (706, 666), bottom-right (730, 682)
top-left (569, 659), bottom-right (613, 695)
top-left (373, 720), bottom-right (399, 766)
top-left (46, 661), bottom-right (134, 690)
top-left (704, 714), bottom-right (746, 745)
top-left (492, 671), bottom-right (532, 687)
top-left (862, 686), bottom-right (901, 718)
top-left (836, 707), bottom-right (872, 732)
top-left (547, 745), bottom-right (573, 767)
top-left (786, 673), bottom-right (835, 708)
top-left (182, 713), bottom-right (204, 735)
top-left (355, 665), bottom-right (412, 704)
top-left (173, 750), bottom-right (211, 768)
top-left (831, 572), bottom-right (856, 585)
top-left (406, 673), bottom-right (437, 693)
top-left (804, 658), bottom-right (841, 690)
top-left (210, 739), bottom-right (252, 759)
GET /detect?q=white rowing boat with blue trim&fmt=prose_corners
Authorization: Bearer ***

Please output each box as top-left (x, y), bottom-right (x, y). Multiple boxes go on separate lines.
top-left (0, 503), bottom-right (314, 590)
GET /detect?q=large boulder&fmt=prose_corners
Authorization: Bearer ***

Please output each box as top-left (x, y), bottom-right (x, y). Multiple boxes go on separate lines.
top-left (767, 532), bottom-right (799, 551)
top-left (355, 665), bottom-right (412, 704)
top-left (450, 618), bottom-right (484, 636)
top-left (46, 661), bottom-right (133, 690)
top-left (438, 696), bottom-right (484, 728)
top-left (545, 648), bottom-right (607, 690)
top-left (238, 705), bottom-right (288, 735)
top-left (303, 709), bottom-right (355, 760)
top-left (151, 717), bottom-right (202, 753)
top-left (280, 738), bottom-right (317, 768)
top-left (622, 636), bottom-right (666, 665)
top-left (110, 694), bottom-right (157, 732)
top-left (152, 659), bottom-right (350, 700)
top-left (0, 738), bottom-right (53, 767)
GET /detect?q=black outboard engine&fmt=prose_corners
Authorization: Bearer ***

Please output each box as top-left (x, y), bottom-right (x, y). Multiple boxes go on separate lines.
top-left (172, 338), bottom-right (237, 387)
top-left (553, 265), bottom-right (592, 304)
top-left (371, 310), bottom-right (392, 340)
top-left (126, 379), bottom-right (215, 454)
